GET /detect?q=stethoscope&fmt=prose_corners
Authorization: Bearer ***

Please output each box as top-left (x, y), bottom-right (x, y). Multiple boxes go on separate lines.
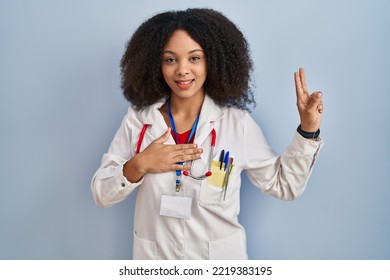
top-left (182, 128), bottom-right (216, 180)
top-left (135, 101), bottom-right (216, 191)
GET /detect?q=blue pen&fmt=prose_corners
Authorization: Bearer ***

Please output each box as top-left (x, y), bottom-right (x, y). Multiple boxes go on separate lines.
top-left (223, 151), bottom-right (230, 171)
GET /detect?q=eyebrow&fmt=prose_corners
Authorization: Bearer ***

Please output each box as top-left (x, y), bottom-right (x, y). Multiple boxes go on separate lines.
top-left (162, 49), bottom-right (204, 55)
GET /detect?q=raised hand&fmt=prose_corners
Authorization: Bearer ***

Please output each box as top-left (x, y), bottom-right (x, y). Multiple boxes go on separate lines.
top-left (294, 68), bottom-right (323, 132)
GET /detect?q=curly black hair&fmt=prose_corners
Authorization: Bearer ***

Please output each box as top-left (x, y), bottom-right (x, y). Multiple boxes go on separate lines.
top-left (120, 8), bottom-right (255, 111)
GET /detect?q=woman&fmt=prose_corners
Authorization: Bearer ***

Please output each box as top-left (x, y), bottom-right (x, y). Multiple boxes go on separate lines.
top-left (91, 8), bottom-right (324, 259)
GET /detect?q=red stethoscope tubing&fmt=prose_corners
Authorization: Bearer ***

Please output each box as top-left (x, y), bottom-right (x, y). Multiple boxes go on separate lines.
top-left (135, 124), bottom-right (149, 154)
top-left (135, 125), bottom-right (216, 179)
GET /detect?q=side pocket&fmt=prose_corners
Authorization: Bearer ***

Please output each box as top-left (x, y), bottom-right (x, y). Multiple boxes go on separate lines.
top-left (132, 231), bottom-right (157, 260)
top-left (209, 230), bottom-right (248, 260)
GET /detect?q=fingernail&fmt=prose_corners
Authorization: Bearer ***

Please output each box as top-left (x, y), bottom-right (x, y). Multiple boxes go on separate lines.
top-left (317, 92), bottom-right (323, 97)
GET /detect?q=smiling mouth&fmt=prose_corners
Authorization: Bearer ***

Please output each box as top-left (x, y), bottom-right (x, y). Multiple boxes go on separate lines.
top-left (175, 79), bottom-right (194, 85)
top-left (175, 79), bottom-right (194, 89)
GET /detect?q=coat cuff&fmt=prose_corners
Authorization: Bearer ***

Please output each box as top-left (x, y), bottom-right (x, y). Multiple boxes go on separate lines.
top-left (114, 162), bottom-right (144, 191)
top-left (292, 131), bottom-right (324, 155)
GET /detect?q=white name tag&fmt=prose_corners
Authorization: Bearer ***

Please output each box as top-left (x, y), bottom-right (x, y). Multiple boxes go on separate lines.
top-left (160, 195), bottom-right (192, 219)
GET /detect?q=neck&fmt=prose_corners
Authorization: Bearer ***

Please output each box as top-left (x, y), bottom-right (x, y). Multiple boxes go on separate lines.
top-left (169, 92), bottom-right (205, 117)
top-left (161, 92), bottom-right (205, 134)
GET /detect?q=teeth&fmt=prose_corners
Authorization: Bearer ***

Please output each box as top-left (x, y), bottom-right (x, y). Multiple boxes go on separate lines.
top-left (177, 80), bottom-right (192, 85)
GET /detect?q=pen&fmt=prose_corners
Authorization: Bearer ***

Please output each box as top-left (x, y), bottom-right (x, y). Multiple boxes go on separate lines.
top-left (219, 150), bottom-right (225, 170)
top-left (223, 157), bottom-right (233, 201)
top-left (222, 157), bottom-right (230, 192)
top-left (223, 151), bottom-right (229, 171)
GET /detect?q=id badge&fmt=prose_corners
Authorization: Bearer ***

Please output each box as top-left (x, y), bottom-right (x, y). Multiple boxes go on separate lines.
top-left (160, 195), bottom-right (192, 219)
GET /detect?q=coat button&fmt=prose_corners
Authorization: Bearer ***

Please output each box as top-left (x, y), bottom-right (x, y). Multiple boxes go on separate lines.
top-left (121, 183), bottom-right (126, 187)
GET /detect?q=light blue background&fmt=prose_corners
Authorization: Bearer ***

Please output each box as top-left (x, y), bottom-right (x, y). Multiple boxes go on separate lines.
top-left (1, 0), bottom-right (389, 259)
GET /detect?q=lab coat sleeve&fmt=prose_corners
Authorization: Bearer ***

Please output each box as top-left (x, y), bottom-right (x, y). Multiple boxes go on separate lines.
top-left (243, 113), bottom-right (323, 200)
top-left (91, 108), bottom-right (143, 207)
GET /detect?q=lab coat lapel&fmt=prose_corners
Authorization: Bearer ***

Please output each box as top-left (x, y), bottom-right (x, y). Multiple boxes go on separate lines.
top-left (194, 95), bottom-right (224, 146)
top-left (138, 95), bottom-right (223, 146)
top-left (139, 99), bottom-right (176, 145)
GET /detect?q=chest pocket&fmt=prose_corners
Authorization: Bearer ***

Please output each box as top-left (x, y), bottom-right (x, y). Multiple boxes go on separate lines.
top-left (196, 154), bottom-right (236, 206)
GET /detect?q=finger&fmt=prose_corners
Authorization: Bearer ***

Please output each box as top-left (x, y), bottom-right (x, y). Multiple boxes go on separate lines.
top-left (182, 164), bottom-right (192, 170)
top-left (174, 154), bottom-right (185, 162)
top-left (172, 150), bottom-right (202, 162)
top-left (295, 70), bottom-right (308, 105)
top-left (154, 128), bottom-right (171, 144)
top-left (167, 146), bottom-right (202, 163)
top-left (317, 103), bottom-right (323, 114)
top-left (182, 147), bottom-right (203, 155)
top-left (299, 68), bottom-right (310, 96)
top-left (172, 163), bottom-right (188, 171)
top-left (171, 143), bottom-right (198, 151)
top-left (160, 144), bottom-right (199, 162)
top-left (307, 92), bottom-right (323, 113)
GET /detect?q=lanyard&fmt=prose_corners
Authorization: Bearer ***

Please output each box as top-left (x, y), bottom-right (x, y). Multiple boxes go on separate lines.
top-left (167, 99), bottom-right (199, 144)
top-left (168, 99), bottom-right (200, 191)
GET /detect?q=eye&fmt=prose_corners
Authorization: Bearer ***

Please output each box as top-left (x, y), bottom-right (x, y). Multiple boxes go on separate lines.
top-left (163, 57), bottom-right (176, 63)
top-left (190, 56), bottom-right (201, 62)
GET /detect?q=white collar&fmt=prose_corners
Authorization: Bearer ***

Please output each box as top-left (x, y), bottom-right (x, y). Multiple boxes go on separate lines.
top-left (138, 94), bottom-right (224, 145)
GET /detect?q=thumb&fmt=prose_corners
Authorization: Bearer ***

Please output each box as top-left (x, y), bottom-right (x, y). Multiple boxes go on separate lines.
top-left (307, 92), bottom-right (323, 113)
top-left (154, 128), bottom-right (171, 144)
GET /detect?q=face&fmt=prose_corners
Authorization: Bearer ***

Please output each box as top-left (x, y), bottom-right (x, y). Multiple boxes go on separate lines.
top-left (161, 30), bottom-right (207, 100)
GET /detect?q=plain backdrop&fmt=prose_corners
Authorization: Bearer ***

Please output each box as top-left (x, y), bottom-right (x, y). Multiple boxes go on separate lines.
top-left (1, 0), bottom-right (389, 259)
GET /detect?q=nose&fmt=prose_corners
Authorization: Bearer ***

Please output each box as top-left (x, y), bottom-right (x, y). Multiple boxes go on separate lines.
top-left (176, 60), bottom-right (190, 77)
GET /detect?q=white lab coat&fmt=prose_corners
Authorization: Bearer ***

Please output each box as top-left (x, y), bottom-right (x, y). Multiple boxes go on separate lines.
top-left (91, 95), bottom-right (323, 260)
